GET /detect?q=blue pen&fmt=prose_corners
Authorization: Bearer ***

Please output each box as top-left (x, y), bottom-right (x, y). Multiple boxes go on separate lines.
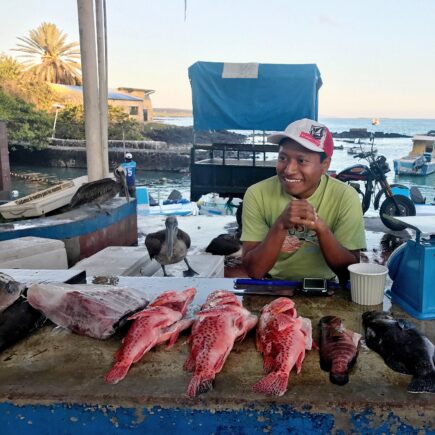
top-left (234, 279), bottom-right (301, 287)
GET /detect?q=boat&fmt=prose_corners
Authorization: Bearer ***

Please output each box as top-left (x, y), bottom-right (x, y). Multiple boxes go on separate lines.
top-left (136, 186), bottom-right (199, 216)
top-left (393, 131), bottom-right (435, 176)
top-left (372, 118), bottom-right (380, 126)
top-left (0, 176), bottom-right (88, 220)
top-left (197, 193), bottom-right (241, 216)
top-left (347, 146), bottom-right (377, 155)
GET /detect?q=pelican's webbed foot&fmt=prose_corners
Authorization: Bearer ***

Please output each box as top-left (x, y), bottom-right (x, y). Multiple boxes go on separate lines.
top-left (183, 258), bottom-right (198, 277)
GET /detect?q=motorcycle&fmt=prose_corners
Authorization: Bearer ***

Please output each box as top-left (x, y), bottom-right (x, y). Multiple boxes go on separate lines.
top-left (335, 148), bottom-right (416, 231)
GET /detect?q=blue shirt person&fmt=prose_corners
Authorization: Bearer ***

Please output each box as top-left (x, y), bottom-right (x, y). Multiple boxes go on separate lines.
top-left (120, 152), bottom-right (137, 197)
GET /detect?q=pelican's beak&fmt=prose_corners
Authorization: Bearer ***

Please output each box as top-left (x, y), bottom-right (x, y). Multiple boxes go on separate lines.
top-left (165, 219), bottom-right (177, 259)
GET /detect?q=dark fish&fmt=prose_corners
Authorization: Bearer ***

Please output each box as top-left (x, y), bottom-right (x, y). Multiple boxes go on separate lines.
top-left (0, 272), bottom-right (26, 313)
top-left (362, 311), bottom-right (435, 394)
top-left (0, 297), bottom-right (46, 352)
top-left (318, 315), bottom-right (360, 385)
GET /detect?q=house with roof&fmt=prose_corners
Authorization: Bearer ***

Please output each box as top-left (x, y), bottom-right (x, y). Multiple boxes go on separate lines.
top-left (49, 84), bottom-right (155, 124)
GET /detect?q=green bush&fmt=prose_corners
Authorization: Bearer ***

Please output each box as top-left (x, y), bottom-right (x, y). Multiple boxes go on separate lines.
top-left (0, 91), bottom-right (52, 148)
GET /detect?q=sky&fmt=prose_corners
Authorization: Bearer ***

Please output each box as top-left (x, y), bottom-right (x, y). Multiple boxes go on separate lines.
top-left (1, 0), bottom-right (435, 118)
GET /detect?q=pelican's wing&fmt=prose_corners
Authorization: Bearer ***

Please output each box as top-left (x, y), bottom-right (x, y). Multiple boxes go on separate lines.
top-left (145, 233), bottom-right (164, 259)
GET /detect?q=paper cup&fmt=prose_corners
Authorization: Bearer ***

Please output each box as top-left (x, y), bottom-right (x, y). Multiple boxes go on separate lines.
top-left (348, 263), bottom-right (388, 305)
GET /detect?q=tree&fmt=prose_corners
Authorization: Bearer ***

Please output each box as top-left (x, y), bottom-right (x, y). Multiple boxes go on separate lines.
top-left (0, 55), bottom-right (56, 110)
top-left (0, 91), bottom-right (52, 148)
top-left (12, 22), bottom-right (82, 85)
top-left (55, 105), bottom-right (143, 140)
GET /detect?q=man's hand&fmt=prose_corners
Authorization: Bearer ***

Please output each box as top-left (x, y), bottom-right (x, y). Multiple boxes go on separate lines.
top-left (278, 199), bottom-right (324, 232)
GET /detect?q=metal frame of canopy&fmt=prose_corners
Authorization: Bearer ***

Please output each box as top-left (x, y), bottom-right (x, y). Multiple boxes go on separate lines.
top-left (188, 62), bottom-right (323, 201)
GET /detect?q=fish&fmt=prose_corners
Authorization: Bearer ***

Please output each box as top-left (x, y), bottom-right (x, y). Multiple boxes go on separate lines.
top-left (252, 298), bottom-right (312, 396)
top-left (318, 315), bottom-right (361, 385)
top-left (0, 272), bottom-right (26, 313)
top-left (184, 290), bottom-right (258, 398)
top-left (0, 297), bottom-right (46, 352)
top-left (362, 311), bottom-right (435, 394)
top-left (105, 287), bottom-right (196, 384)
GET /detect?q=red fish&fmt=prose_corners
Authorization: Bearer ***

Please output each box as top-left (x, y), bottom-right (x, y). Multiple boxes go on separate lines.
top-left (252, 297), bottom-right (312, 396)
top-left (184, 290), bottom-right (258, 398)
top-left (105, 287), bottom-right (195, 384)
top-left (318, 315), bottom-right (361, 385)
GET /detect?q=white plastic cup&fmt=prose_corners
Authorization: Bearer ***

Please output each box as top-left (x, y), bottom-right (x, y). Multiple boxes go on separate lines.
top-left (348, 263), bottom-right (388, 305)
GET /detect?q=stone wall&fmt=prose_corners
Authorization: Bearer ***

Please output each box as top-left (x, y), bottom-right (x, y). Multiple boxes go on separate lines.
top-left (9, 143), bottom-right (192, 172)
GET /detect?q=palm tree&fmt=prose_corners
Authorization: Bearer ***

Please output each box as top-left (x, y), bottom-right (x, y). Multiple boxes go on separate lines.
top-left (12, 22), bottom-right (82, 85)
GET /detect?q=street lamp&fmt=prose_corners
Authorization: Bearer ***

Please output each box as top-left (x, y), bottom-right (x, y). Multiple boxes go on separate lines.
top-left (52, 103), bottom-right (65, 139)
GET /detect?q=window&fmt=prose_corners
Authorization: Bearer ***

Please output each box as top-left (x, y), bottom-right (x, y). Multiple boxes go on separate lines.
top-left (129, 106), bottom-right (138, 116)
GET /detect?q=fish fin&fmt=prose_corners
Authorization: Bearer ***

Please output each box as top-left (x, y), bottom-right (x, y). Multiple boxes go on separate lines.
top-left (295, 350), bottom-right (305, 375)
top-left (408, 372), bottom-right (435, 394)
top-left (252, 371), bottom-right (289, 396)
top-left (183, 355), bottom-right (195, 372)
top-left (104, 362), bottom-right (132, 384)
top-left (187, 370), bottom-right (215, 398)
top-left (275, 314), bottom-right (296, 332)
top-left (159, 318), bottom-right (194, 349)
top-left (263, 355), bottom-right (275, 373)
top-left (319, 357), bottom-right (331, 372)
top-left (311, 340), bottom-right (319, 350)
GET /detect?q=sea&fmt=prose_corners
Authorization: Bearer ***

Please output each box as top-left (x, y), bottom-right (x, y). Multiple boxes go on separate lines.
top-left (8, 117), bottom-right (435, 210)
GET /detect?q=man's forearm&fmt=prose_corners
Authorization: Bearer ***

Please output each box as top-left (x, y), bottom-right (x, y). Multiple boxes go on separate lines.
top-left (243, 224), bottom-right (288, 279)
top-left (316, 224), bottom-right (360, 278)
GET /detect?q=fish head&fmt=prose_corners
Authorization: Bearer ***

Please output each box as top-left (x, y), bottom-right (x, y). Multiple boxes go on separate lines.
top-left (264, 297), bottom-right (295, 316)
top-left (149, 287), bottom-right (196, 315)
top-left (165, 216), bottom-right (179, 259)
top-left (362, 311), bottom-right (393, 328)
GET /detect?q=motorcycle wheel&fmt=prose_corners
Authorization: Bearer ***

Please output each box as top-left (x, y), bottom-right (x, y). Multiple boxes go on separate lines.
top-left (379, 194), bottom-right (416, 231)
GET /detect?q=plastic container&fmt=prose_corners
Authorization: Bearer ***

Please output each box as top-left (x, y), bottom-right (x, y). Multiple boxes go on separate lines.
top-left (348, 263), bottom-right (388, 305)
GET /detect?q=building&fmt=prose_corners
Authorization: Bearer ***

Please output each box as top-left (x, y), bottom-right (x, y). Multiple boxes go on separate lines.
top-left (49, 84), bottom-right (154, 124)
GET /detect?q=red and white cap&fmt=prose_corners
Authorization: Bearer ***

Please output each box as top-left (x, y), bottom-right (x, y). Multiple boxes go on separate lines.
top-left (268, 118), bottom-right (334, 158)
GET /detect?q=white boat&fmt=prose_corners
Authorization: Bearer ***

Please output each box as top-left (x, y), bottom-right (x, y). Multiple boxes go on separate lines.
top-left (0, 176), bottom-right (88, 220)
top-left (136, 186), bottom-right (198, 216)
top-left (197, 193), bottom-right (241, 216)
top-left (347, 146), bottom-right (377, 155)
top-left (394, 131), bottom-right (435, 176)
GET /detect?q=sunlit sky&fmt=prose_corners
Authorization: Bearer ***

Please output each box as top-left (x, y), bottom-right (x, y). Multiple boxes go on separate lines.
top-left (1, 0), bottom-right (435, 118)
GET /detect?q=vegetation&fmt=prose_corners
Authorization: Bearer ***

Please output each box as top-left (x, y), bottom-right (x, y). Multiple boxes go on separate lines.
top-left (0, 54), bottom-right (56, 110)
top-left (12, 22), bottom-right (81, 85)
top-left (55, 105), bottom-right (143, 140)
top-left (0, 91), bottom-right (52, 148)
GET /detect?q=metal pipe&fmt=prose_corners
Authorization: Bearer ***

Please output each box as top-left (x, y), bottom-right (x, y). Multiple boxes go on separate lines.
top-left (96, 0), bottom-right (109, 177)
top-left (77, 0), bottom-right (104, 181)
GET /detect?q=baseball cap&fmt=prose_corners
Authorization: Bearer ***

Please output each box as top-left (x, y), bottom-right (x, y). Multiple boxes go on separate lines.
top-left (268, 118), bottom-right (334, 158)
top-left (125, 152), bottom-right (133, 159)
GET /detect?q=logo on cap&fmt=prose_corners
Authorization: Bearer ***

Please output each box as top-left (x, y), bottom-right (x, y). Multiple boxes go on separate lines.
top-left (310, 126), bottom-right (326, 141)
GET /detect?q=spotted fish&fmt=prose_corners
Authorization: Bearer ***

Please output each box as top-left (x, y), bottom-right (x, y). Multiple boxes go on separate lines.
top-left (184, 290), bottom-right (258, 398)
top-left (252, 298), bottom-right (313, 396)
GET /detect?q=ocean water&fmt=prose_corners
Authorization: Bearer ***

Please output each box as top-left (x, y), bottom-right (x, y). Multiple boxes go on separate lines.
top-left (8, 117), bottom-right (435, 206)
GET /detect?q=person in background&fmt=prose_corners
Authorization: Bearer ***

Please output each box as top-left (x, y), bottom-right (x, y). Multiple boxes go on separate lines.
top-left (240, 118), bottom-right (366, 285)
top-left (120, 152), bottom-right (137, 198)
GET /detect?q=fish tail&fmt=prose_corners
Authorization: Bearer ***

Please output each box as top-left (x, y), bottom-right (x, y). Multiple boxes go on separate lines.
top-left (252, 371), bottom-right (289, 396)
top-left (187, 370), bottom-right (215, 398)
top-left (330, 371), bottom-right (349, 386)
top-left (408, 372), bottom-right (435, 394)
top-left (104, 362), bottom-right (132, 384)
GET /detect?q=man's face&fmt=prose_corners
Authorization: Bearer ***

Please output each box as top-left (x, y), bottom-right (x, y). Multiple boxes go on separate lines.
top-left (276, 139), bottom-right (331, 198)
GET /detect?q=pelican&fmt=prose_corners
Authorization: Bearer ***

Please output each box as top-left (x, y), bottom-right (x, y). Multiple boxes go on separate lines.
top-left (145, 216), bottom-right (198, 277)
top-left (68, 166), bottom-right (129, 209)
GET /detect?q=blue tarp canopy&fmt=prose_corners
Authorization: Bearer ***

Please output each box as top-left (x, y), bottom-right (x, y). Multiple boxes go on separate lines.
top-left (188, 61), bottom-right (322, 132)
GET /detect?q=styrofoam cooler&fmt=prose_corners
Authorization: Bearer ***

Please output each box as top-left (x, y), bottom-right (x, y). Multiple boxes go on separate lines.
top-left (348, 263), bottom-right (388, 305)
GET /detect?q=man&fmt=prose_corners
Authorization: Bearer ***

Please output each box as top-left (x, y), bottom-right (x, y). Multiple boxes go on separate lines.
top-left (241, 118), bottom-right (366, 284)
top-left (120, 152), bottom-right (137, 198)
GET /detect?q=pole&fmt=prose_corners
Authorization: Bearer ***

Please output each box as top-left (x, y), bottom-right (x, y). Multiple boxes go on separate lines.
top-left (52, 108), bottom-right (59, 139)
top-left (96, 0), bottom-right (109, 176)
top-left (0, 122), bottom-right (11, 196)
top-left (77, 0), bottom-right (104, 181)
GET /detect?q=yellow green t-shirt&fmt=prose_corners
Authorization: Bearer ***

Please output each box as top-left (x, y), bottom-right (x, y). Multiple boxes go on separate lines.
top-left (241, 174), bottom-right (366, 280)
